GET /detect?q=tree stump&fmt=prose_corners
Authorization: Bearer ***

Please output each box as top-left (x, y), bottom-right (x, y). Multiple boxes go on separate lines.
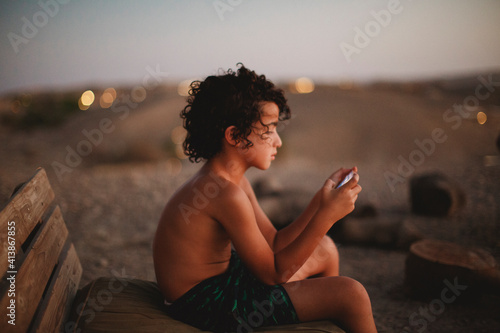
top-left (409, 173), bottom-right (466, 217)
top-left (405, 239), bottom-right (500, 299)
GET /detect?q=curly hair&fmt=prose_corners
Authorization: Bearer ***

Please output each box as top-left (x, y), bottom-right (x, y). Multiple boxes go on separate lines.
top-left (180, 64), bottom-right (291, 162)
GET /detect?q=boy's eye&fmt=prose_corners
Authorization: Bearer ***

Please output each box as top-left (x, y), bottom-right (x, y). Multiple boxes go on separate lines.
top-left (262, 128), bottom-right (276, 137)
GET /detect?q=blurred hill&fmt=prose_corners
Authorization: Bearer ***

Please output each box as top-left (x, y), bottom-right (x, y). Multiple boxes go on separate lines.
top-left (1, 73), bottom-right (499, 333)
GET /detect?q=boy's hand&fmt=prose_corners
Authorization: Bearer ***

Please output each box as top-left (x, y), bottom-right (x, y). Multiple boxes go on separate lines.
top-left (327, 167), bottom-right (358, 188)
top-left (319, 167), bottom-right (361, 223)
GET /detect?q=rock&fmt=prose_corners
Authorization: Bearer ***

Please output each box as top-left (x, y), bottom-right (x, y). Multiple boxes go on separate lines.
top-left (409, 172), bottom-right (466, 217)
top-left (405, 239), bottom-right (500, 300)
top-left (351, 203), bottom-right (378, 218)
top-left (332, 217), bottom-right (423, 249)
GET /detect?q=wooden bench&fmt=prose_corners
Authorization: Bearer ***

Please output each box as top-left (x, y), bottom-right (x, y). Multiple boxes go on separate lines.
top-left (0, 168), bottom-right (344, 333)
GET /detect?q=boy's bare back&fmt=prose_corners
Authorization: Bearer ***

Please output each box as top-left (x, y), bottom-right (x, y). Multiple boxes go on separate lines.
top-left (154, 164), bottom-right (256, 302)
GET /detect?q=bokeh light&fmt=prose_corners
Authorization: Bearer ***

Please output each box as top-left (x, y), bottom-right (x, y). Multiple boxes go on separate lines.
top-left (171, 126), bottom-right (187, 145)
top-left (177, 79), bottom-right (194, 97)
top-left (79, 90), bottom-right (95, 110)
top-left (292, 77), bottom-right (315, 94)
top-left (165, 157), bottom-right (183, 176)
top-left (477, 111), bottom-right (487, 125)
top-left (175, 144), bottom-right (188, 159)
top-left (80, 90), bottom-right (95, 105)
top-left (100, 87), bottom-right (117, 108)
top-left (131, 86), bottom-right (147, 103)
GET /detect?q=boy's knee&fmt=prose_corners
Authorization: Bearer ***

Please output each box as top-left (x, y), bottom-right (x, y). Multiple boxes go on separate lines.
top-left (340, 278), bottom-right (372, 313)
top-left (349, 279), bottom-right (369, 297)
top-left (320, 235), bottom-right (335, 248)
top-left (316, 236), bottom-right (338, 262)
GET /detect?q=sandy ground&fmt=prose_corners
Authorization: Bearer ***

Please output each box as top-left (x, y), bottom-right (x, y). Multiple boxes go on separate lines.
top-left (1, 81), bottom-right (499, 332)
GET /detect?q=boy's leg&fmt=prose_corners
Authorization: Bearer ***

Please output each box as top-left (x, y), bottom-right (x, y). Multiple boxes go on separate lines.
top-left (288, 235), bottom-right (339, 282)
top-left (283, 276), bottom-right (377, 333)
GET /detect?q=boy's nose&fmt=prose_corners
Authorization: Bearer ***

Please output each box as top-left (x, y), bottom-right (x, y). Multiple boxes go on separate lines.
top-left (275, 132), bottom-right (282, 148)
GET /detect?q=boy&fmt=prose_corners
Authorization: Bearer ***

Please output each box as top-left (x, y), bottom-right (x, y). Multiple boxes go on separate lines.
top-left (153, 65), bottom-right (377, 333)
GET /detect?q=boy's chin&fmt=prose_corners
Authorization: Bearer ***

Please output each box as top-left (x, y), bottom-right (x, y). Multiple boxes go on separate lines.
top-left (253, 162), bottom-right (272, 170)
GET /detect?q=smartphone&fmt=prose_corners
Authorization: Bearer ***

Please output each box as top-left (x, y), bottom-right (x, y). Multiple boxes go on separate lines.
top-left (335, 171), bottom-right (354, 189)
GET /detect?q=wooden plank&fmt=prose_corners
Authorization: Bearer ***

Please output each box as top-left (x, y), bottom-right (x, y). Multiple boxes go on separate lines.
top-left (0, 205), bottom-right (68, 333)
top-left (0, 168), bottom-right (55, 274)
top-left (33, 243), bottom-right (82, 333)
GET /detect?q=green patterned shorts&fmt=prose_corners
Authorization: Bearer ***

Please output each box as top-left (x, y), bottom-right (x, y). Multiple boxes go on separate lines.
top-left (166, 251), bottom-right (299, 332)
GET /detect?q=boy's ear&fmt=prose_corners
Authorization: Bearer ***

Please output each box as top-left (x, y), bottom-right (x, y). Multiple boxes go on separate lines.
top-left (224, 126), bottom-right (238, 146)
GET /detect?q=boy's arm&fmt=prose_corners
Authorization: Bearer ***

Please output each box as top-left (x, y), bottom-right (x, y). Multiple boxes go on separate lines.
top-left (220, 175), bottom-right (360, 285)
top-left (238, 176), bottom-right (280, 249)
top-left (271, 168), bottom-right (355, 252)
top-left (240, 168), bottom-right (354, 253)
top-left (273, 191), bottom-right (321, 252)
top-left (241, 176), bottom-right (319, 252)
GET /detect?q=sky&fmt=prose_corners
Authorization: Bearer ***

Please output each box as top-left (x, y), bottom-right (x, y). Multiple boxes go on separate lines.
top-left (1, 0), bottom-right (500, 94)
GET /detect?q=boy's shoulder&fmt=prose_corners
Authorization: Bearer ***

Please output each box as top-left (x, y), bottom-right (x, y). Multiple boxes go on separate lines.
top-left (191, 170), bottom-right (250, 205)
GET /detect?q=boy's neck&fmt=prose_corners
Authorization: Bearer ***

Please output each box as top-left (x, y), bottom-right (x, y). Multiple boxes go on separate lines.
top-left (203, 151), bottom-right (248, 185)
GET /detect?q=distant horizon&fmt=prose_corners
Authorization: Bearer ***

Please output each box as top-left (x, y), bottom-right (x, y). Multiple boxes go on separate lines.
top-left (2, 67), bottom-right (499, 97)
top-left (2, 1), bottom-right (499, 95)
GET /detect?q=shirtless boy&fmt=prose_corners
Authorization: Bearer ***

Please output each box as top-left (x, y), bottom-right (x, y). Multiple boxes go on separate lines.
top-left (153, 64), bottom-right (377, 333)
